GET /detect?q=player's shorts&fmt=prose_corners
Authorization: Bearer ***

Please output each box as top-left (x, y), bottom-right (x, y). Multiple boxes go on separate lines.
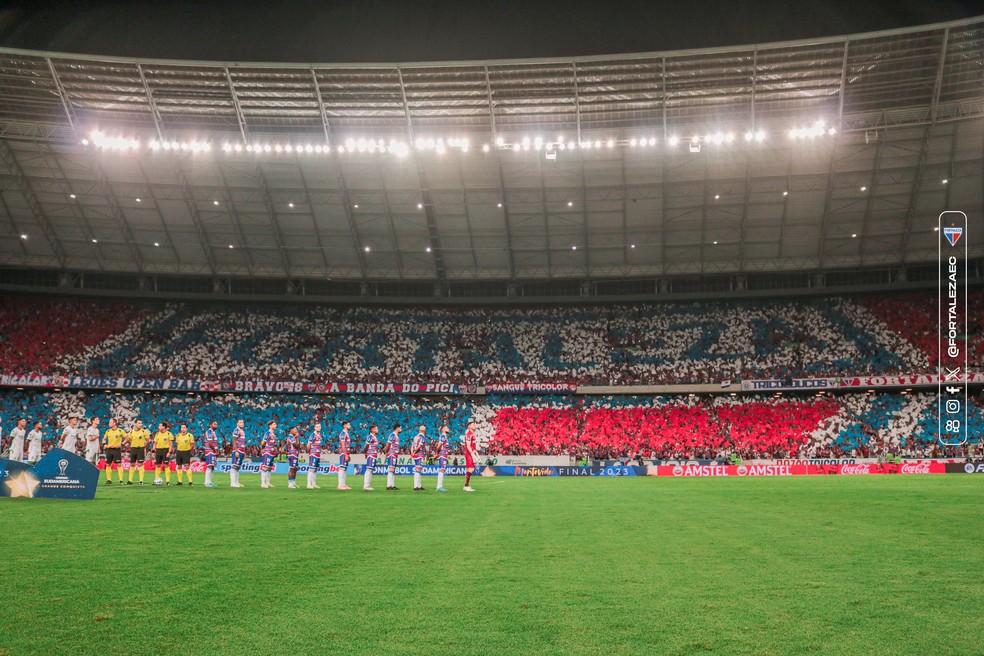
top-left (105, 448), bottom-right (122, 465)
top-left (130, 447), bottom-right (146, 463)
top-left (261, 454), bottom-right (275, 470)
top-left (365, 456), bottom-right (376, 469)
top-left (438, 457), bottom-right (447, 470)
top-left (308, 456), bottom-right (320, 469)
top-left (205, 453), bottom-right (216, 468)
top-left (175, 451), bottom-right (191, 467)
top-left (465, 454), bottom-right (475, 468)
top-left (231, 451), bottom-right (245, 469)
top-left (412, 457), bottom-right (424, 470)
top-left (154, 448), bottom-right (170, 466)
top-left (386, 455), bottom-right (397, 468)
top-left (339, 453), bottom-right (349, 466)
top-left (288, 455), bottom-right (298, 468)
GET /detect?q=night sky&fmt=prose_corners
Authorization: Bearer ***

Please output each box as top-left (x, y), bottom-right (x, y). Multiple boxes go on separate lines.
top-left (0, 0), bottom-right (979, 63)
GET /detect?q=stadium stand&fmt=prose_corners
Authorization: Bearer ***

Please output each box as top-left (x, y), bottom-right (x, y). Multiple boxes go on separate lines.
top-left (1, 389), bottom-right (978, 459)
top-left (1, 291), bottom-right (979, 385)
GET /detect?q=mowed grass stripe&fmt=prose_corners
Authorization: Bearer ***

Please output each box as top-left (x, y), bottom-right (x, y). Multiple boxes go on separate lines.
top-left (1, 475), bottom-right (981, 656)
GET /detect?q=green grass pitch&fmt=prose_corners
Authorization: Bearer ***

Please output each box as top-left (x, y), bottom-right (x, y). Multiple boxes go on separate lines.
top-left (1, 474), bottom-right (982, 656)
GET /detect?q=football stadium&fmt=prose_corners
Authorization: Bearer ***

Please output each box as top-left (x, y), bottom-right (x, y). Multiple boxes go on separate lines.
top-left (0, 3), bottom-right (982, 654)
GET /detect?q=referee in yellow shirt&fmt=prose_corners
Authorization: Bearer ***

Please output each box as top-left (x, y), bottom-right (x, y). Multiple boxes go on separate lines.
top-left (102, 418), bottom-right (126, 485)
top-left (174, 423), bottom-right (196, 486)
top-left (153, 423), bottom-right (174, 486)
top-left (126, 420), bottom-right (150, 485)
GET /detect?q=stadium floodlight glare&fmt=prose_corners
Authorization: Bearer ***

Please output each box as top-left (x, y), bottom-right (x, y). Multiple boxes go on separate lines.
top-left (417, 203), bottom-right (423, 209)
top-left (594, 140), bottom-right (601, 149)
top-left (860, 186), bottom-right (867, 192)
top-left (20, 234), bottom-right (27, 240)
top-left (607, 139), bottom-right (615, 148)
top-left (135, 198), bottom-right (141, 203)
top-left (669, 136), bottom-right (679, 146)
top-left (222, 143), bottom-right (232, 152)
top-left (228, 244), bottom-right (234, 249)
top-left (425, 246), bottom-right (432, 252)
top-left (567, 201), bottom-right (574, 207)
top-left (69, 194), bottom-right (76, 199)
top-left (783, 191), bottom-right (789, 196)
top-left (482, 144), bottom-right (490, 152)
top-left (744, 132), bottom-right (753, 141)
top-left (851, 233), bottom-right (857, 238)
top-left (495, 137), bottom-right (504, 147)
top-left (213, 200), bottom-right (219, 206)
top-left (92, 239), bottom-right (98, 243)
top-left (153, 242), bottom-right (159, 247)
top-left (363, 246), bottom-right (370, 252)
top-left (497, 202), bottom-right (503, 208)
top-left (755, 130), bottom-right (766, 142)
top-left (630, 244), bottom-right (636, 248)
top-left (288, 202), bottom-right (294, 208)
top-left (942, 178), bottom-right (948, 184)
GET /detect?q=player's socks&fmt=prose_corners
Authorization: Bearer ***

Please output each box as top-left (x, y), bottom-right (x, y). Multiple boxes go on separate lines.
top-left (465, 472), bottom-right (472, 487)
top-left (165, 469), bottom-right (171, 483)
top-left (230, 469), bottom-right (238, 486)
top-left (117, 467), bottom-right (125, 483)
top-left (364, 469), bottom-right (372, 489)
top-left (176, 470), bottom-right (183, 483)
top-left (204, 469), bottom-right (212, 486)
top-left (139, 468), bottom-right (145, 483)
top-left (413, 471), bottom-right (421, 488)
top-left (437, 471), bottom-right (445, 489)
top-left (187, 471), bottom-right (193, 484)
top-left (307, 471), bottom-right (315, 488)
top-left (106, 469), bottom-right (112, 483)
top-left (387, 471), bottom-right (395, 488)
top-left (129, 468), bottom-right (134, 483)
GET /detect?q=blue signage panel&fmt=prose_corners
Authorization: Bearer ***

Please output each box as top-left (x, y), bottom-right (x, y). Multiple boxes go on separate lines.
top-left (1, 448), bottom-right (99, 500)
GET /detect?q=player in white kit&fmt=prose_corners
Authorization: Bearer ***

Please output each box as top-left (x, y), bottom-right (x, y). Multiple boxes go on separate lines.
top-left (85, 417), bottom-right (101, 465)
top-left (26, 421), bottom-right (43, 463)
top-left (7, 418), bottom-right (26, 462)
top-left (60, 417), bottom-right (80, 454)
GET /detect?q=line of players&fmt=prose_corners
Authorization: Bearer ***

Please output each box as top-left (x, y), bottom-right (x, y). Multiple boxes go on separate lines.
top-left (7, 415), bottom-right (480, 492)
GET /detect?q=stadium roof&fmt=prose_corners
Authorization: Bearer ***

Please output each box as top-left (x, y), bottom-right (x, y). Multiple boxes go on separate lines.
top-left (0, 16), bottom-right (981, 282)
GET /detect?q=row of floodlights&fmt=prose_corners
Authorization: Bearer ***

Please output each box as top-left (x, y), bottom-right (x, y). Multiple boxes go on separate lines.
top-left (83, 122), bottom-right (834, 156)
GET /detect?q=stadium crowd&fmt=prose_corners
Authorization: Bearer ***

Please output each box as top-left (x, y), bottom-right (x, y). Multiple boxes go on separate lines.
top-left (2, 389), bottom-right (979, 462)
top-left (1, 291), bottom-right (980, 385)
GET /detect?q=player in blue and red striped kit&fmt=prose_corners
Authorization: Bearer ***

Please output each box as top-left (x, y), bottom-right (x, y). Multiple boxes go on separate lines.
top-left (411, 424), bottom-right (428, 491)
top-left (260, 421), bottom-right (278, 488)
top-left (435, 424), bottom-right (451, 492)
top-left (306, 422), bottom-right (324, 489)
top-left (385, 424), bottom-right (402, 490)
top-left (229, 419), bottom-right (247, 488)
top-left (362, 424), bottom-right (380, 491)
top-left (337, 421), bottom-right (352, 490)
top-left (203, 420), bottom-right (219, 488)
top-left (285, 427), bottom-right (300, 489)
